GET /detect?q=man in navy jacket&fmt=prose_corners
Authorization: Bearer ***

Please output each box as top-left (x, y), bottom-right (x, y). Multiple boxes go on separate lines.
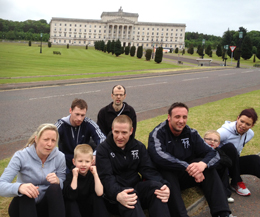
top-left (148, 102), bottom-right (232, 217)
top-left (55, 98), bottom-right (105, 173)
top-left (96, 115), bottom-right (170, 217)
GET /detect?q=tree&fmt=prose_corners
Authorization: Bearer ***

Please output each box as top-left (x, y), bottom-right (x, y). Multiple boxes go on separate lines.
top-left (48, 41), bottom-right (52, 48)
top-left (111, 40), bottom-right (115, 55)
top-left (197, 44), bottom-right (201, 54)
top-left (241, 35), bottom-right (253, 60)
top-left (107, 40), bottom-right (111, 53)
top-left (121, 46), bottom-right (124, 54)
top-left (197, 46), bottom-right (203, 56)
top-left (114, 39), bottom-right (122, 57)
top-left (222, 28), bottom-right (233, 47)
top-left (28, 40), bottom-right (31, 46)
top-left (182, 49), bottom-right (185, 55)
top-left (256, 42), bottom-right (260, 60)
top-left (216, 44), bottom-right (222, 57)
top-left (187, 44), bottom-right (194, 54)
top-left (137, 46), bottom-right (143, 58)
top-left (130, 46), bottom-right (136, 57)
top-left (145, 49), bottom-right (152, 61)
top-left (67, 44), bottom-right (69, 49)
top-left (205, 45), bottom-right (212, 57)
top-left (154, 47), bottom-right (163, 63)
top-left (125, 46), bottom-right (130, 55)
top-left (174, 47), bottom-right (179, 53)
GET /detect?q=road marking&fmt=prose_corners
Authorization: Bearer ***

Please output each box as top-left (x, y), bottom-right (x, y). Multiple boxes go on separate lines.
top-left (218, 73), bottom-right (236, 76)
top-left (126, 82), bottom-right (167, 88)
top-left (29, 90), bottom-right (101, 101)
top-left (182, 77), bottom-right (208, 81)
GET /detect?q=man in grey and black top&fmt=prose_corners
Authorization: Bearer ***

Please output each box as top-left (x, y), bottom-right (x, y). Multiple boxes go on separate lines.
top-left (97, 85), bottom-right (137, 136)
top-left (148, 102), bottom-right (233, 217)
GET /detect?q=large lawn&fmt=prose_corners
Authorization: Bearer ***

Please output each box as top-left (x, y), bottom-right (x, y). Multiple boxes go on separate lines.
top-left (0, 42), bottom-right (185, 84)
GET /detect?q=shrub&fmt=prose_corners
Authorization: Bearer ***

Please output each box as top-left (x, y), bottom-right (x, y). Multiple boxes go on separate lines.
top-left (145, 49), bottom-right (152, 61)
top-left (48, 41), bottom-right (52, 48)
top-left (67, 44), bottom-right (69, 49)
top-left (175, 47), bottom-right (179, 53)
top-left (28, 40), bottom-right (31, 46)
top-left (154, 47), bottom-right (163, 63)
top-left (86, 45), bottom-right (88, 49)
top-left (125, 46), bottom-right (130, 55)
top-left (114, 39), bottom-right (122, 57)
top-left (137, 46), bottom-right (143, 58)
top-left (130, 46), bottom-right (136, 57)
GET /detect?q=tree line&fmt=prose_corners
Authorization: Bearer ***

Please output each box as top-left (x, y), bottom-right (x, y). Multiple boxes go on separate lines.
top-left (94, 39), bottom-right (163, 63)
top-left (0, 19), bottom-right (50, 41)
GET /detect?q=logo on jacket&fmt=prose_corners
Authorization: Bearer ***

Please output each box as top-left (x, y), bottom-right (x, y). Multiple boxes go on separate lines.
top-left (131, 150), bottom-right (139, 160)
top-left (110, 152), bottom-right (115, 158)
top-left (181, 138), bottom-right (190, 149)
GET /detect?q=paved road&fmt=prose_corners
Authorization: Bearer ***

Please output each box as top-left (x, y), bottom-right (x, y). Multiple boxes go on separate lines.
top-left (0, 67), bottom-right (260, 160)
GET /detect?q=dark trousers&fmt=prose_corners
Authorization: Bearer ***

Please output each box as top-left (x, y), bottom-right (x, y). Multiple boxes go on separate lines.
top-left (9, 184), bottom-right (65, 217)
top-left (161, 168), bottom-right (230, 217)
top-left (221, 143), bottom-right (260, 185)
top-left (217, 167), bottom-right (232, 198)
top-left (65, 193), bottom-right (110, 217)
top-left (105, 180), bottom-right (171, 217)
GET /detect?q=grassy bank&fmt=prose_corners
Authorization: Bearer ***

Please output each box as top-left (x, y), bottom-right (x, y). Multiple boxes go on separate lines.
top-left (0, 90), bottom-right (260, 216)
top-left (0, 42), bottom-right (185, 84)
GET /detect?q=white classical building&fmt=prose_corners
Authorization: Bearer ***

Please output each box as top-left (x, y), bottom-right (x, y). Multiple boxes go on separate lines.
top-left (49, 7), bottom-right (186, 49)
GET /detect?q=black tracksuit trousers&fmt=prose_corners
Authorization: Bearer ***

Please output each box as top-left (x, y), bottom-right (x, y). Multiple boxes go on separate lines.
top-left (9, 184), bottom-right (65, 217)
top-left (161, 167), bottom-right (230, 217)
top-left (220, 142), bottom-right (260, 185)
top-left (105, 180), bottom-right (171, 217)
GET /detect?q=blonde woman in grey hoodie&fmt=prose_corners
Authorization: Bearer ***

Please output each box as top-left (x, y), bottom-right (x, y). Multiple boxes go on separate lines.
top-left (0, 123), bottom-right (66, 217)
top-left (217, 108), bottom-right (258, 197)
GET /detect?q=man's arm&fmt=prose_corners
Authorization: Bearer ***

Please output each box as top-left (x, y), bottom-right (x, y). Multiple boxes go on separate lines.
top-left (85, 117), bottom-right (106, 146)
top-left (148, 123), bottom-right (189, 171)
top-left (96, 143), bottom-right (124, 202)
top-left (97, 108), bottom-right (108, 136)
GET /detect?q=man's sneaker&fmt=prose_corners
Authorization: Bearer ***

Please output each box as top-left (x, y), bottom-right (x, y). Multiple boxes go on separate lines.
top-left (227, 197), bottom-right (234, 203)
top-left (230, 181), bottom-right (251, 196)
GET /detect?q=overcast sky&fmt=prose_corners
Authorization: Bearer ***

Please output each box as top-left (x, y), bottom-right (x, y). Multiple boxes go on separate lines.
top-left (0, 0), bottom-right (259, 37)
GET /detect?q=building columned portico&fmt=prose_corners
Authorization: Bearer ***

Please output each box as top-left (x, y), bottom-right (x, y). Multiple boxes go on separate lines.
top-left (49, 7), bottom-right (186, 49)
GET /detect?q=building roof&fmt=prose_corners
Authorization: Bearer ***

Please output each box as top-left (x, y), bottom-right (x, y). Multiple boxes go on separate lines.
top-left (101, 7), bottom-right (139, 18)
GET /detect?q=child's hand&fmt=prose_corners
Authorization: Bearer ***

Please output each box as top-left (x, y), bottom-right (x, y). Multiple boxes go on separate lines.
top-left (72, 167), bottom-right (79, 178)
top-left (89, 166), bottom-right (97, 175)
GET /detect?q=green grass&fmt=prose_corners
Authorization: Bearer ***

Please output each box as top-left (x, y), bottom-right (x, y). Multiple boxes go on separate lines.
top-left (0, 42), bottom-right (186, 84)
top-left (1, 90), bottom-right (260, 215)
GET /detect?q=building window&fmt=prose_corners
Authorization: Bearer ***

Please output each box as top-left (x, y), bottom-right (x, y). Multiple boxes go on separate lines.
top-left (64, 33), bottom-right (66, 37)
top-left (85, 25), bottom-right (86, 27)
top-left (65, 28), bottom-right (67, 31)
top-left (59, 40), bottom-right (61, 43)
top-left (162, 28), bottom-right (164, 31)
top-left (74, 29), bottom-right (76, 32)
top-left (65, 24), bottom-right (67, 26)
top-left (60, 23), bottom-right (62, 26)
top-left (80, 24), bottom-right (81, 27)
top-left (64, 40), bottom-right (66, 43)
top-left (176, 33), bottom-right (178, 36)
top-left (75, 24), bottom-right (77, 27)
top-left (69, 40), bottom-right (71, 43)
top-left (176, 29), bottom-right (178, 31)
top-left (55, 23), bottom-right (56, 26)
top-left (89, 36), bottom-right (91, 38)
top-left (79, 41), bottom-right (81, 44)
top-left (79, 35), bottom-right (81, 38)
top-left (90, 25), bottom-right (91, 27)
top-left (85, 29), bottom-right (86, 32)
top-left (74, 35), bottom-right (76, 38)
top-left (70, 24), bottom-right (72, 26)
top-left (89, 30), bottom-right (91, 32)
top-left (69, 28), bottom-right (71, 31)
top-left (84, 35), bottom-right (86, 38)
top-left (69, 35), bottom-right (71, 37)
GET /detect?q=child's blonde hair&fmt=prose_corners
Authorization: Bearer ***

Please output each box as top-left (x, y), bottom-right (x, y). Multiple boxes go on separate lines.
top-left (204, 130), bottom-right (220, 140)
top-left (74, 144), bottom-right (93, 159)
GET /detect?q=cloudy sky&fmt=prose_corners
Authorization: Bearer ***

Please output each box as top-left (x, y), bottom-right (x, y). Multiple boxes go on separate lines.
top-left (0, 0), bottom-right (259, 37)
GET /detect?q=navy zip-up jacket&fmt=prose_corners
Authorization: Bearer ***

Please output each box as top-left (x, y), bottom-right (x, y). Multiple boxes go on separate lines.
top-left (55, 115), bottom-right (105, 171)
top-left (148, 120), bottom-right (220, 171)
top-left (96, 132), bottom-right (168, 202)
